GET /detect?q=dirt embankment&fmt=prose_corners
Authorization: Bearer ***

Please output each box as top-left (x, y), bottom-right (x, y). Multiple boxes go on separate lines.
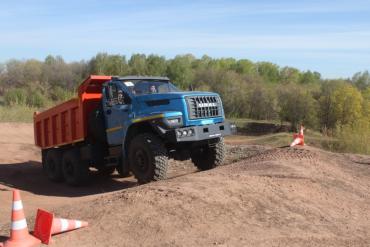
top-left (0, 123), bottom-right (369, 246)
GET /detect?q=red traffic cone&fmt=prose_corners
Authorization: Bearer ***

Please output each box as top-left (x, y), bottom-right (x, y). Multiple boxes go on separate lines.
top-left (4, 190), bottom-right (41, 247)
top-left (33, 209), bottom-right (88, 244)
top-left (290, 125), bottom-right (305, 147)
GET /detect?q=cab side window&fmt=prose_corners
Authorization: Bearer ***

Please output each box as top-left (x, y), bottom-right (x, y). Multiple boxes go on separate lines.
top-left (107, 84), bottom-right (118, 105)
top-left (106, 83), bottom-right (131, 105)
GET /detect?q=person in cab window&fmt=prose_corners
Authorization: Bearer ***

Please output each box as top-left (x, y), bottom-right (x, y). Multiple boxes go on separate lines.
top-left (149, 85), bottom-right (157, 94)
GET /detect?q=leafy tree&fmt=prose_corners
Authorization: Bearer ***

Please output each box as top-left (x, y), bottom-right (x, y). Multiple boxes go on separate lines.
top-left (146, 55), bottom-right (167, 76)
top-left (129, 54), bottom-right (147, 75)
top-left (318, 80), bottom-right (346, 130)
top-left (332, 84), bottom-right (363, 126)
top-left (233, 59), bottom-right (256, 77)
top-left (5, 59), bottom-right (26, 87)
top-left (214, 71), bottom-right (250, 117)
top-left (209, 58), bottom-right (237, 72)
top-left (167, 54), bottom-right (195, 89)
top-left (89, 53), bottom-right (128, 76)
top-left (42, 55), bottom-right (74, 90)
top-left (280, 67), bottom-right (300, 84)
top-left (193, 55), bottom-right (212, 71)
top-left (24, 60), bottom-right (43, 82)
top-left (361, 87), bottom-right (370, 120)
top-left (299, 70), bottom-right (321, 84)
top-left (278, 84), bottom-right (318, 129)
top-left (248, 85), bottom-right (278, 120)
top-left (352, 71), bottom-right (370, 90)
top-left (256, 62), bottom-right (280, 83)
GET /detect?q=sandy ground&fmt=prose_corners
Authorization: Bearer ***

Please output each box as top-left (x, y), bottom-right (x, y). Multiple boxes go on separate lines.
top-left (0, 123), bottom-right (369, 246)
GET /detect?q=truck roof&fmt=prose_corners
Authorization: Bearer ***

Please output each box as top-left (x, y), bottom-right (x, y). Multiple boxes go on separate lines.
top-left (113, 76), bottom-right (170, 81)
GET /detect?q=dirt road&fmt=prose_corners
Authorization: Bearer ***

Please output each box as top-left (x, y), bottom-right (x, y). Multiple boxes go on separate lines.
top-left (0, 123), bottom-right (369, 246)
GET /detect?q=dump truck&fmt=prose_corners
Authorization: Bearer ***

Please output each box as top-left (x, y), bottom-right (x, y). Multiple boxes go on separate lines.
top-left (34, 75), bottom-right (236, 185)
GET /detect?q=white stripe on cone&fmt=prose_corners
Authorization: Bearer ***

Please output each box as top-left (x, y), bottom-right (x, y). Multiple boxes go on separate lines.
top-left (11, 219), bottom-right (27, 230)
top-left (75, 220), bottom-right (82, 228)
top-left (290, 138), bottom-right (301, 147)
top-left (12, 200), bottom-right (23, 210)
top-left (60, 219), bottom-right (69, 232)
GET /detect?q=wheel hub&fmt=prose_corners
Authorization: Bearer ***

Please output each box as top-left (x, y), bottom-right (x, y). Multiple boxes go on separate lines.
top-left (135, 149), bottom-right (149, 172)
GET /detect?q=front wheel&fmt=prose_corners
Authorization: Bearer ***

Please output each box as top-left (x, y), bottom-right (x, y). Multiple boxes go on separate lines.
top-left (191, 137), bottom-right (226, 171)
top-left (128, 133), bottom-right (168, 184)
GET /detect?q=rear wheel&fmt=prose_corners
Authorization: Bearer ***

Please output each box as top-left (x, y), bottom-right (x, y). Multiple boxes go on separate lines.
top-left (62, 148), bottom-right (90, 186)
top-left (128, 133), bottom-right (168, 184)
top-left (45, 149), bottom-right (64, 182)
top-left (191, 137), bottom-right (225, 171)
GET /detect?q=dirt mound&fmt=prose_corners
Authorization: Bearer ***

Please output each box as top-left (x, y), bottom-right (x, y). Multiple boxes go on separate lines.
top-left (244, 146), bottom-right (316, 163)
top-left (48, 147), bottom-right (370, 247)
top-left (0, 123), bottom-right (369, 246)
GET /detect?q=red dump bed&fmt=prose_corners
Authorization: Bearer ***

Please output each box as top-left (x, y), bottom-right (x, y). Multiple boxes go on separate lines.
top-left (34, 75), bottom-right (112, 149)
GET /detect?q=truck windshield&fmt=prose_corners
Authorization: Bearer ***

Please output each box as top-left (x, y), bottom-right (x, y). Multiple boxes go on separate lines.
top-left (122, 80), bottom-right (180, 96)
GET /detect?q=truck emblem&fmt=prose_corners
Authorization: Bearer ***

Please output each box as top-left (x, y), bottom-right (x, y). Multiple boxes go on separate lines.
top-left (197, 103), bottom-right (217, 107)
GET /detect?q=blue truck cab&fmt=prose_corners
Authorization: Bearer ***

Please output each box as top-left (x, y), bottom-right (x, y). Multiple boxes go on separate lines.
top-left (88, 76), bottom-right (236, 183)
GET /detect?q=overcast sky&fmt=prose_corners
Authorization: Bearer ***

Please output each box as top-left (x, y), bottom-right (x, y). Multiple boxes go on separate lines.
top-left (1, 0), bottom-right (370, 78)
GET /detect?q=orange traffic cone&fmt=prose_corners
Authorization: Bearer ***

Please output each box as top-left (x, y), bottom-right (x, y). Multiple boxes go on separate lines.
top-left (3, 190), bottom-right (41, 247)
top-left (33, 209), bottom-right (88, 244)
top-left (290, 125), bottom-right (305, 147)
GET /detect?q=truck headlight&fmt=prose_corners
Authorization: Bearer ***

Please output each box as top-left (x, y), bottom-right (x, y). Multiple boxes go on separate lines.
top-left (176, 128), bottom-right (195, 138)
top-left (168, 118), bottom-right (181, 125)
top-left (165, 116), bottom-right (183, 128)
top-left (177, 130), bottom-right (183, 137)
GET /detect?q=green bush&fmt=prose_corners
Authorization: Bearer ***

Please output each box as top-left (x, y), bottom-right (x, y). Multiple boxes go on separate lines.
top-left (4, 88), bottom-right (27, 105)
top-left (4, 88), bottom-right (48, 107)
top-left (334, 118), bottom-right (370, 154)
top-left (50, 86), bottom-right (74, 102)
top-left (27, 91), bottom-right (48, 107)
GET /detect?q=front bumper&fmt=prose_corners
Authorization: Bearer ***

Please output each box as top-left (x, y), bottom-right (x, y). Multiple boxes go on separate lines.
top-left (166, 121), bottom-right (236, 143)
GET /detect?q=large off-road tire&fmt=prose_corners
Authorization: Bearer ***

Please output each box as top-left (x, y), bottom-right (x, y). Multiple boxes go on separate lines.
top-left (62, 148), bottom-right (90, 186)
top-left (45, 149), bottom-right (64, 182)
top-left (41, 149), bottom-right (48, 172)
top-left (191, 137), bottom-right (225, 171)
top-left (128, 133), bottom-right (168, 184)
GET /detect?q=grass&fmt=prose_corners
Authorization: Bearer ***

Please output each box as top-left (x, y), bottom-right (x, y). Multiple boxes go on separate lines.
top-left (229, 118), bottom-right (286, 126)
top-left (0, 105), bottom-right (38, 122)
top-left (225, 129), bottom-right (338, 151)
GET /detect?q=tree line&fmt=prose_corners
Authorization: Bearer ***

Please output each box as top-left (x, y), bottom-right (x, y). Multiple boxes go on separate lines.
top-left (0, 53), bottom-right (369, 136)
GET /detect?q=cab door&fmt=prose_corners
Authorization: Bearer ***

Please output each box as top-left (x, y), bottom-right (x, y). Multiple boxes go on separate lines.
top-left (102, 82), bottom-right (131, 145)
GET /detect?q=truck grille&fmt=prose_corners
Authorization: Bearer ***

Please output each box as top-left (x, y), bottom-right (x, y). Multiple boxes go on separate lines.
top-left (186, 95), bottom-right (222, 119)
